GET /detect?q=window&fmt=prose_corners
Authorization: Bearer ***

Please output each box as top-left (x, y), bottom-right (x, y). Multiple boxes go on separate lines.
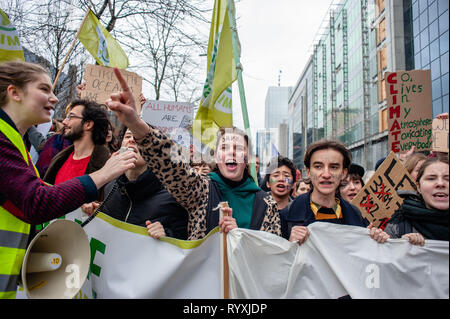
top-left (420, 11), bottom-right (429, 31)
top-left (376, 0), bottom-right (385, 16)
top-left (379, 109), bottom-right (388, 132)
top-left (377, 18), bottom-right (386, 44)
top-left (432, 77), bottom-right (442, 98)
top-left (438, 0), bottom-right (449, 15)
top-left (421, 47), bottom-right (430, 67)
top-left (442, 73), bottom-right (449, 95)
top-left (429, 20), bottom-right (439, 42)
top-left (441, 51), bottom-right (449, 75)
top-left (419, 0), bottom-right (428, 13)
top-left (439, 10), bottom-right (449, 35)
top-left (431, 58), bottom-right (441, 80)
top-left (440, 30), bottom-right (449, 53)
top-left (414, 34), bottom-right (421, 54)
top-left (430, 39), bottom-right (440, 61)
top-left (420, 29), bottom-right (429, 50)
top-left (429, 1), bottom-right (439, 22)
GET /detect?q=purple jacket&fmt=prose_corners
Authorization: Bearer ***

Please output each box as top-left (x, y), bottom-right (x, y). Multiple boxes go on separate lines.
top-left (0, 109), bottom-right (98, 225)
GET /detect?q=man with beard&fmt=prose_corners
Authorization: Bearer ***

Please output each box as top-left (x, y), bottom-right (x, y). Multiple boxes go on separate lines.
top-left (43, 99), bottom-right (111, 199)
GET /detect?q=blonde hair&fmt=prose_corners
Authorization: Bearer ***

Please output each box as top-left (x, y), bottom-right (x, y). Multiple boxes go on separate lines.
top-left (0, 61), bottom-right (50, 107)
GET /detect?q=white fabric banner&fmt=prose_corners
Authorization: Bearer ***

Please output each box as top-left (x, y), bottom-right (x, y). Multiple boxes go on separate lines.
top-left (17, 212), bottom-right (448, 299)
top-left (227, 222), bottom-right (449, 299)
top-left (78, 212), bottom-right (222, 299)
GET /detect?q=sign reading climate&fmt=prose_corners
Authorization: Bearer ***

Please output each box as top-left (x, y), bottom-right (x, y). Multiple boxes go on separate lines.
top-left (385, 70), bottom-right (433, 153)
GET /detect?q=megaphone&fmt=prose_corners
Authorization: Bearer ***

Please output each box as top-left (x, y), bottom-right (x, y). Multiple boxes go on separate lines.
top-left (21, 220), bottom-right (90, 299)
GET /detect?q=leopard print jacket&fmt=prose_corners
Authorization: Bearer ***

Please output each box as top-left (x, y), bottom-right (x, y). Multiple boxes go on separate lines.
top-left (136, 126), bottom-right (281, 240)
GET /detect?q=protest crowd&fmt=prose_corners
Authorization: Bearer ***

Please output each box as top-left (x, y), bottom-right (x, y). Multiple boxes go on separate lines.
top-left (0, 0), bottom-right (448, 299)
top-left (0, 60), bottom-right (448, 299)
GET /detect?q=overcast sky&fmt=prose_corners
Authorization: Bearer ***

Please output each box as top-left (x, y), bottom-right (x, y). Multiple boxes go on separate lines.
top-left (231, 0), bottom-right (334, 141)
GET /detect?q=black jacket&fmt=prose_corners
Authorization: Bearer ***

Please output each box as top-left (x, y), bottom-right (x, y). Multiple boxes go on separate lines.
top-left (280, 191), bottom-right (369, 240)
top-left (101, 168), bottom-right (189, 240)
top-left (384, 191), bottom-right (449, 241)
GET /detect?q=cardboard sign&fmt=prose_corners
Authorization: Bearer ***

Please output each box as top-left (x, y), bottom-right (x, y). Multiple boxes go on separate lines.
top-left (81, 64), bottom-right (142, 110)
top-left (351, 152), bottom-right (417, 229)
top-left (385, 70), bottom-right (433, 153)
top-left (141, 100), bottom-right (194, 148)
top-left (432, 118), bottom-right (449, 153)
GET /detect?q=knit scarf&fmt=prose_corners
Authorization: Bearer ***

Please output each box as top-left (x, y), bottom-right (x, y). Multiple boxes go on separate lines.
top-left (389, 196), bottom-right (449, 241)
top-left (209, 170), bottom-right (261, 229)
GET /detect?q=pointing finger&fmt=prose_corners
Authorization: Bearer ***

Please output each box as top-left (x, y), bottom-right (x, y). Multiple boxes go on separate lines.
top-left (113, 67), bottom-right (131, 93)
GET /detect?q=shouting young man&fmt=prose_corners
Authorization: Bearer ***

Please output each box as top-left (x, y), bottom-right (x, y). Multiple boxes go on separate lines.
top-left (280, 139), bottom-right (389, 245)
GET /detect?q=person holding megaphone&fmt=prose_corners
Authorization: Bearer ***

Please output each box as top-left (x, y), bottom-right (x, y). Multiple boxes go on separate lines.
top-left (0, 61), bottom-right (137, 299)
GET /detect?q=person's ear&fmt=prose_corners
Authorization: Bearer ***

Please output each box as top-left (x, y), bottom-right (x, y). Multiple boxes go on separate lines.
top-left (342, 168), bottom-right (348, 181)
top-left (7, 84), bottom-right (22, 103)
top-left (83, 120), bottom-right (94, 131)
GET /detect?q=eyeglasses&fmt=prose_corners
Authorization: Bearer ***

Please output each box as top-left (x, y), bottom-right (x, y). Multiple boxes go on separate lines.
top-left (65, 114), bottom-right (84, 121)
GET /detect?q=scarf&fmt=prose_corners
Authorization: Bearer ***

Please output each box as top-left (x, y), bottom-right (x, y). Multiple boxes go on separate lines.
top-left (389, 196), bottom-right (449, 241)
top-left (209, 170), bottom-right (261, 229)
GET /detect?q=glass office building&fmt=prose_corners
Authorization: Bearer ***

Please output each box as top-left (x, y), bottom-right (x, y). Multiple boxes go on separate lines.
top-left (289, 0), bottom-right (448, 173)
top-left (289, 0), bottom-right (379, 171)
top-left (409, 0), bottom-right (449, 116)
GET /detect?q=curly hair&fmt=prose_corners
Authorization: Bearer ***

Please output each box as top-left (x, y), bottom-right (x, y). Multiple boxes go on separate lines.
top-left (68, 99), bottom-right (109, 145)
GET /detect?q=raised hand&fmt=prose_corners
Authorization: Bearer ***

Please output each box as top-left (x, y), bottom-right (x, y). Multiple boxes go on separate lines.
top-left (106, 68), bottom-right (149, 140)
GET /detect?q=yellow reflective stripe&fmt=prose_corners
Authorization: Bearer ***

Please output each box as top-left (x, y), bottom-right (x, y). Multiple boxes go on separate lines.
top-left (0, 206), bottom-right (30, 234)
top-left (0, 118), bottom-right (40, 177)
top-left (0, 246), bottom-right (25, 275)
top-left (0, 290), bottom-right (17, 299)
top-left (0, 118), bottom-right (28, 164)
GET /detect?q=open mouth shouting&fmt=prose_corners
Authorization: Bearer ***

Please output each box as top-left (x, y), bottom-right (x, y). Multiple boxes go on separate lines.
top-left (225, 159), bottom-right (238, 171)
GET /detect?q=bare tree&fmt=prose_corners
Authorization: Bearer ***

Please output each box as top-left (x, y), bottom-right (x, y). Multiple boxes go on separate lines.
top-left (3, 0), bottom-right (211, 107)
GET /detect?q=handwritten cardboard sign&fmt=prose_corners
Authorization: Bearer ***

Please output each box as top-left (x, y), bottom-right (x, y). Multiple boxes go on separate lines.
top-left (351, 152), bottom-right (417, 229)
top-left (385, 70), bottom-right (433, 153)
top-left (432, 118), bottom-right (449, 153)
top-left (81, 64), bottom-right (142, 111)
top-left (141, 100), bottom-right (194, 148)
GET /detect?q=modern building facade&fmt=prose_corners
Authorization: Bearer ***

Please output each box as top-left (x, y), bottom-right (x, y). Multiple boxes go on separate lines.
top-left (289, 0), bottom-right (449, 173)
top-left (265, 86), bottom-right (292, 129)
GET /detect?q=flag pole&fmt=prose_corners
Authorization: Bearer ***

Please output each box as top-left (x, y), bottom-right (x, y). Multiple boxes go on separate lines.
top-left (226, 0), bottom-right (258, 183)
top-left (52, 9), bottom-right (90, 91)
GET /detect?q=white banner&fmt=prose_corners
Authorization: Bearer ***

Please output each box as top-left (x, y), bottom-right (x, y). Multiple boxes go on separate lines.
top-left (17, 212), bottom-right (449, 299)
top-left (228, 223), bottom-right (449, 299)
top-left (79, 212), bottom-right (222, 299)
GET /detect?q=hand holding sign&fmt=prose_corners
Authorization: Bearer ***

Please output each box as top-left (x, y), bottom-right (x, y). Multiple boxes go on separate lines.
top-left (106, 67), bottom-right (149, 140)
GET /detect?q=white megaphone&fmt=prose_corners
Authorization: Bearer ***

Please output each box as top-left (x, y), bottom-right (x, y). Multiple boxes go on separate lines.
top-left (21, 219), bottom-right (90, 299)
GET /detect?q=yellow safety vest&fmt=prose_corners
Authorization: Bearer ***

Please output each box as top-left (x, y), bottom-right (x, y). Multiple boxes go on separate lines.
top-left (0, 118), bottom-right (39, 299)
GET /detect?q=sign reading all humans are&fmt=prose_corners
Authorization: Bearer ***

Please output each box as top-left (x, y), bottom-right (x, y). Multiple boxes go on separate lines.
top-left (351, 152), bottom-right (417, 229)
top-left (385, 70), bottom-right (433, 153)
top-left (141, 100), bottom-right (194, 148)
top-left (81, 64), bottom-right (142, 111)
top-left (432, 118), bottom-right (449, 153)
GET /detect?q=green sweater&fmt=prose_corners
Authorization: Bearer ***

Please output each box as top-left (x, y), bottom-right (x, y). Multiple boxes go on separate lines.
top-left (209, 172), bottom-right (261, 229)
